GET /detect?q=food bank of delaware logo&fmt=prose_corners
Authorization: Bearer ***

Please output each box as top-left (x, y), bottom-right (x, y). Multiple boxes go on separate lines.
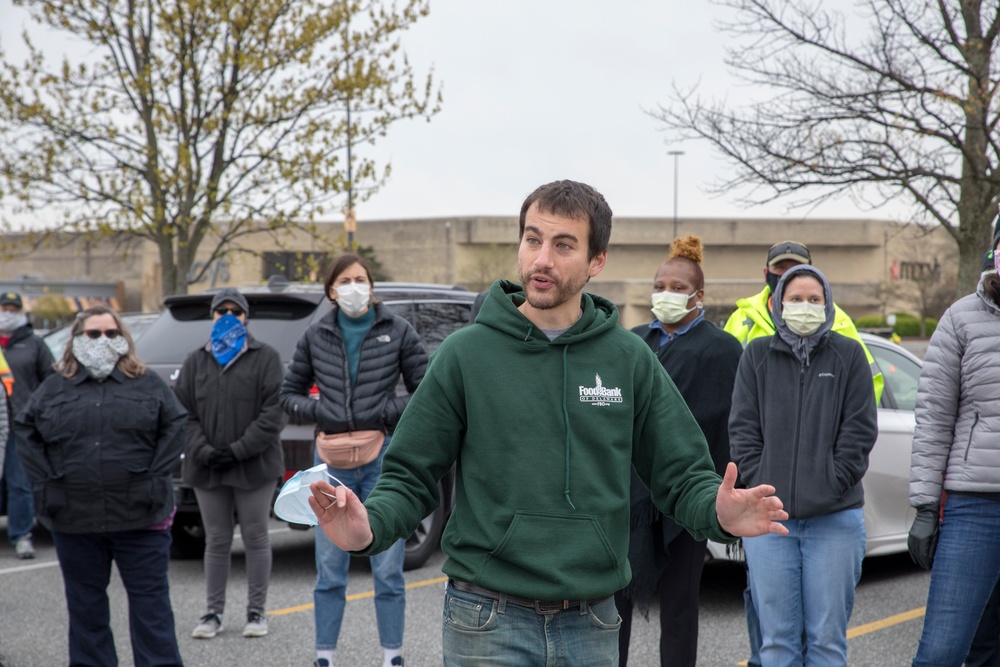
top-left (579, 374), bottom-right (622, 406)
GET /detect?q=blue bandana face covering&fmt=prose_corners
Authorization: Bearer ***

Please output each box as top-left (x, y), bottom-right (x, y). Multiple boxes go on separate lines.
top-left (211, 314), bottom-right (247, 366)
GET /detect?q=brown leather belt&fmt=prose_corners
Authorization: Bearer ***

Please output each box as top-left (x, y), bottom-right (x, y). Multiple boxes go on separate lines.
top-left (448, 579), bottom-right (610, 615)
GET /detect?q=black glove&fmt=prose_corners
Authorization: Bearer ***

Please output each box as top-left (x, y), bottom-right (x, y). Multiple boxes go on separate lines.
top-left (206, 448), bottom-right (237, 470)
top-left (907, 504), bottom-right (940, 570)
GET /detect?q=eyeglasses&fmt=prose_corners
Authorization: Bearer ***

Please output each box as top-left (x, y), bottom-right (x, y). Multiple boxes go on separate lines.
top-left (81, 329), bottom-right (122, 340)
top-left (214, 307), bottom-right (245, 316)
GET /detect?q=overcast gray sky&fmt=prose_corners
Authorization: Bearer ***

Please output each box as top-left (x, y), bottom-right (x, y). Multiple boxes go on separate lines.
top-left (0, 0), bottom-right (914, 223)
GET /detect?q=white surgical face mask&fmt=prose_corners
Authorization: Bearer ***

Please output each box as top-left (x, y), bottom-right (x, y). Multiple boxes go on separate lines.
top-left (651, 290), bottom-right (701, 324)
top-left (273, 464), bottom-right (345, 526)
top-left (335, 282), bottom-right (371, 316)
top-left (781, 302), bottom-right (827, 337)
top-left (0, 311), bottom-right (27, 333)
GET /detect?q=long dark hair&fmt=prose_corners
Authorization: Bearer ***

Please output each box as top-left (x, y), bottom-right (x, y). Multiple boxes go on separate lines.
top-left (985, 271), bottom-right (1000, 307)
top-left (59, 305), bottom-right (146, 379)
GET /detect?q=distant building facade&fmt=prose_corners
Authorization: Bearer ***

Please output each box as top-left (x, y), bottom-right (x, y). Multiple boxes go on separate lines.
top-left (1, 216), bottom-right (957, 330)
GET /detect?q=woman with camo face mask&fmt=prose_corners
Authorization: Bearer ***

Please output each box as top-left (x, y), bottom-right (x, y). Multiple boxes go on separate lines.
top-left (14, 305), bottom-right (187, 667)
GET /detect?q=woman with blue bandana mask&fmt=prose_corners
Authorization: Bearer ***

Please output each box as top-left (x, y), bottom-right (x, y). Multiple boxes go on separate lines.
top-left (14, 305), bottom-right (187, 667)
top-left (174, 288), bottom-right (286, 641)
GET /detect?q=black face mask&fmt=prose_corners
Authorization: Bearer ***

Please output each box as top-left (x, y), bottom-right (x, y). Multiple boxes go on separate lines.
top-left (766, 270), bottom-right (781, 296)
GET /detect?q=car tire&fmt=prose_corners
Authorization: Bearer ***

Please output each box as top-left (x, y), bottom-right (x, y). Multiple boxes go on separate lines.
top-left (403, 499), bottom-right (445, 571)
top-left (170, 513), bottom-right (207, 559)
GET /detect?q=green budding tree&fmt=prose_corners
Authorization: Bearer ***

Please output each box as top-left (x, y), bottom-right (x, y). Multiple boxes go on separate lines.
top-left (0, 0), bottom-right (440, 296)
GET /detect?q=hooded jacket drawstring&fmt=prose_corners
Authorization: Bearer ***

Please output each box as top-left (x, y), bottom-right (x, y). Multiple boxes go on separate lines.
top-left (561, 344), bottom-right (575, 509)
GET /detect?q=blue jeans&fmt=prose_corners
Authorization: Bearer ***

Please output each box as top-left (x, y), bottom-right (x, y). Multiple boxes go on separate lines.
top-left (912, 494), bottom-right (1000, 667)
top-left (743, 508), bottom-right (865, 667)
top-left (442, 582), bottom-right (620, 666)
top-left (52, 528), bottom-right (182, 667)
top-left (314, 438), bottom-right (405, 650)
top-left (4, 432), bottom-right (35, 543)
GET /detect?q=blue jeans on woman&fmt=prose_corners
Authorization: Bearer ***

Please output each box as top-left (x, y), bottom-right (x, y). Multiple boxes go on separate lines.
top-left (4, 432), bottom-right (36, 544)
top-left (743, 507), bottom-right (865, 667)
top-left (442, 581), bottom-right (620, 666)
top-left (912, 493), bottom-right (1000, 667)
top-left (314, 438), bottom-right (405, 651)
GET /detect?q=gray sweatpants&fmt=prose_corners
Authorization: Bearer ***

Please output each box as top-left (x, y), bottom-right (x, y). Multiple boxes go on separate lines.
top-left (194, 481), bottom-right (277, 615)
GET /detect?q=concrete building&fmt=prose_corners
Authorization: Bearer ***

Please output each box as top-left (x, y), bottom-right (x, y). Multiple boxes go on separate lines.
top-left (1, 215), bottom-right (958, 330)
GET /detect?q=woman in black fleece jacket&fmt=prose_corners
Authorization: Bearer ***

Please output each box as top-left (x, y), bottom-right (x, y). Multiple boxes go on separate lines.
top-left (729, 264), bottom-right (877, 667)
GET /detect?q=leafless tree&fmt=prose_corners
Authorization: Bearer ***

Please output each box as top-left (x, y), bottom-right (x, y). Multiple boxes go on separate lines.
top-left (652, 0), bottom-right (1000, 296)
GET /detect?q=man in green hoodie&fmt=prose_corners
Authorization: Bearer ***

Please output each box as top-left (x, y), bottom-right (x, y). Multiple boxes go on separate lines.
top-left (308, 180), bottom-right (790, 666)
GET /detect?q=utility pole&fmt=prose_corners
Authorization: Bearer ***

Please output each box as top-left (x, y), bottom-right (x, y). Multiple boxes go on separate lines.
top-left (343, 8), bottom-right (356, 247)
top-left (667, 150), bottom-right (684, 241)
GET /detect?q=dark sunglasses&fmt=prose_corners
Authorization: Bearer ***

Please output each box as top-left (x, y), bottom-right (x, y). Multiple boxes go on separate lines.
top-left (214, 307), bottom-right (245, 316)
top-left (81, 329), bottom-right (122, 340)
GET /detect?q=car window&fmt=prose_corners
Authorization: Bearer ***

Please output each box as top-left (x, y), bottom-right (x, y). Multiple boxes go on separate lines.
top-left (869, 344), bottom-right (922, 411)
top-left (412, 302), bottom-right (472, 354)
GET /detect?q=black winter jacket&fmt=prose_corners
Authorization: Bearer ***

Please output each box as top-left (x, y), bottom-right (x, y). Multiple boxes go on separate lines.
top-left (280, 303), bottom-right (427, 434)
top-left (14, 368), bottom-right (186, 533)
top-left (176, 336), bottom-right (287, 490)
top-left (729, 332), bottom-right (878, 519)
top-left (3, 324), bottom-right (55, 417)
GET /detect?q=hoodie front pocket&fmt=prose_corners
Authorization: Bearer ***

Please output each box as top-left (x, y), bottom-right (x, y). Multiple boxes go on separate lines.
top-left (479, 511), bottom-right (619, 591)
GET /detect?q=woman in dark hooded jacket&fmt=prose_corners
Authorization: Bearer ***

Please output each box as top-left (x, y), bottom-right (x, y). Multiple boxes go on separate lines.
top-left (729, 264), bottom-right (877, 667)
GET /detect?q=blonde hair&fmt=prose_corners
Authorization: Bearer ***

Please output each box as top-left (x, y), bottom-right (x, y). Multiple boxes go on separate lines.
top-left (662, 235), bottom-right (705, 289)
top-left (669, 235), bottom-right (703, 264)
top-left (59, 305), bottom-right (147, 379)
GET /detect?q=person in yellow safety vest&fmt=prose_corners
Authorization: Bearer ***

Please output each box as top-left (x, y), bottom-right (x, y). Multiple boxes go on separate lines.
top-left (724, 240), bottom-right (883, 404)
top-left (724, 240), bottom-right (883, 667)
top-left (0, 346), bottom-right (13, 396)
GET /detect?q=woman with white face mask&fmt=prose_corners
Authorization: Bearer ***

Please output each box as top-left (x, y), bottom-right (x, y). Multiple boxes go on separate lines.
top-left (620, 235), bottom-right (743, 667)
top-left (14, 305), bottom-right (186, 667)
top-left (280, 253), bottom-right (428, 667)
top-left (729, 264), bottom-right (877, 667)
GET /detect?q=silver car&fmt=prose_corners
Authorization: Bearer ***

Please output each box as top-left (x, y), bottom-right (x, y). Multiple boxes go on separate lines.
top-left (707, 332), bottom-right (923, 560)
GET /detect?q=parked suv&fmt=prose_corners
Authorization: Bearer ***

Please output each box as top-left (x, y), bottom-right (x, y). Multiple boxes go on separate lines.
top-left (134, 278), bottom-right (478, 569)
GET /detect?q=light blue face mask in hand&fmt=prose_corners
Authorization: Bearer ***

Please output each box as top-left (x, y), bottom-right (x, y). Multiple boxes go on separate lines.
top-left (273, 463), bottom-right (344, 526)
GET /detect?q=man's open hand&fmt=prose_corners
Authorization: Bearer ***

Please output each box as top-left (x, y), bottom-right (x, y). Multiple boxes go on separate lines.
top-left (308, 479), bottom-right (375, 552)
top-left (716, 462), bottom-right (789, 537)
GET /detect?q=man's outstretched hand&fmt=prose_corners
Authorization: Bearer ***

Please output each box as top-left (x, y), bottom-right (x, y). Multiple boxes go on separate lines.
top-left (716, 462), bottom-right (789, 537)
top-left (308, 479), bottom-right (375, 552)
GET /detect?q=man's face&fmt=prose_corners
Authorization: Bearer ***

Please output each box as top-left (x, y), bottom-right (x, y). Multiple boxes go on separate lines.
top-left (1, 304), bottom-right (20, 314)
top-left (517, 202), bottom-right (606, 313)
top-left (764, 258), bottom-right (804, 279)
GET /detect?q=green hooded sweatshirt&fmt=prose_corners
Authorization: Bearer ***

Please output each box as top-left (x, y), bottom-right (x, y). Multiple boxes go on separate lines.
top-left (360, 280), bottom-right (732, 600)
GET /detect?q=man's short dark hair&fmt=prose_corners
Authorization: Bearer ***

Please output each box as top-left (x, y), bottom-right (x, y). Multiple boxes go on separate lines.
top-left (518, 180), bottom-right (613, 260)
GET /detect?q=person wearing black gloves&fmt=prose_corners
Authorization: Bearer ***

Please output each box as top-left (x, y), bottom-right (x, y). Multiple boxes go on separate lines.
top-left (175, 288), bottom-right (287, 640)
top-left (908, 226), bottom-right (1000, 667)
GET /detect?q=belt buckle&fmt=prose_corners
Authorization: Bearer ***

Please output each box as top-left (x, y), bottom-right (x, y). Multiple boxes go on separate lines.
top-left (534, 599), bottom-right (570, 615)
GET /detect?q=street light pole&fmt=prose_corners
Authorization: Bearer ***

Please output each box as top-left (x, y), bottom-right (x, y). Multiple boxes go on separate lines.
top-left (667, 150), bottom-right (684, 241)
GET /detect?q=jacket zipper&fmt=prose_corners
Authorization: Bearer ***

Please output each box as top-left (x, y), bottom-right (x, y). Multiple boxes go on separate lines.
top-left (964, 411), bottom-right (980, 461)
top-left (790, 361), bottom-right (806, 516)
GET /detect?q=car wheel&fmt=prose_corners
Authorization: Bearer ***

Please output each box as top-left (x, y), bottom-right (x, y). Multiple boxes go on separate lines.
top-left (403, 501), bottom-right (445, 571)
top-left (170, 513), bottom-right (206, 559)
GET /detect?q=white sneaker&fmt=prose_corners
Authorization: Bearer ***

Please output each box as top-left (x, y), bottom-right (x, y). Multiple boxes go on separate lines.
top-left (191, 612), bottom-right (223, 639)
top-left (15, 535), bottom-right (34, 560)
top-left (243, 610), bottom-right (268, 637)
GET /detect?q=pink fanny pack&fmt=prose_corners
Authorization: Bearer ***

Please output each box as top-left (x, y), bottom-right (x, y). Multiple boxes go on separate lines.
top-left (315, 430), bottom-right (384, 469)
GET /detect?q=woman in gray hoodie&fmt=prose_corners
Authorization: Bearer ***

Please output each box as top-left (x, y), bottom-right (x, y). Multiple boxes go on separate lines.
top-left (729, 264), bottom-right (877, 667)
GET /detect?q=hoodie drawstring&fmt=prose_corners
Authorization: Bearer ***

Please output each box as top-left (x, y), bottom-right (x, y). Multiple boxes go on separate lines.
top-left (561, 345), bottom-right (575, 509)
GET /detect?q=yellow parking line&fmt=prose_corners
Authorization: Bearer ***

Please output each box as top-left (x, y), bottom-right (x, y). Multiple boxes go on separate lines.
top-left (847, 606), bottom-right (925, 638)
top-left (270, 575), bottom-right (448, 617)
top-left (736, 607), bottom-right (926, 665)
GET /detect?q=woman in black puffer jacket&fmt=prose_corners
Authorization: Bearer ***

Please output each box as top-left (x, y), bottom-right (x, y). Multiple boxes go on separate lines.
top-left (280, 253), bottom-right (427, 667)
